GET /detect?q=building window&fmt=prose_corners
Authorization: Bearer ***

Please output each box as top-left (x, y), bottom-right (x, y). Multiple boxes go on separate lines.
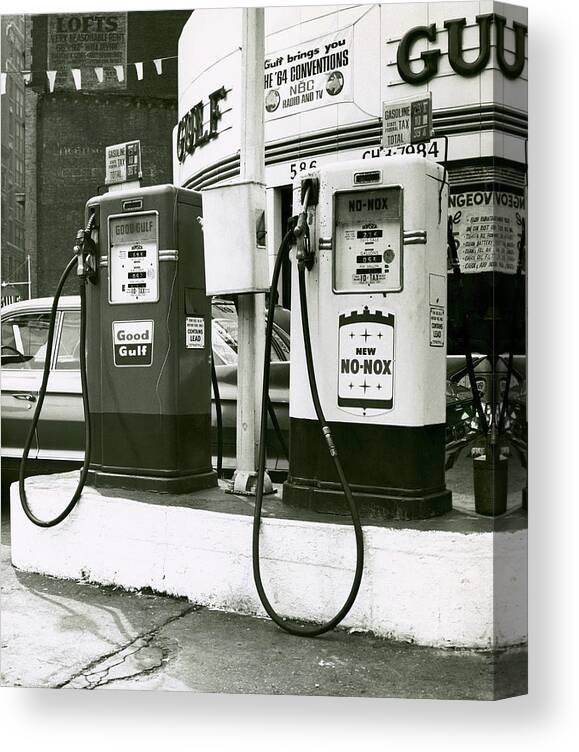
top-left (14, 223), bottom-right (24, 249)
top-left (14, 86), bottom-right (24, 119)
top-left (14, 156), bottom-right (24, 190)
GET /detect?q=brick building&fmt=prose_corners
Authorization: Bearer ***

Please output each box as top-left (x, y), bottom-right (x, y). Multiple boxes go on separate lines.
top-left (1, 15), bottom-right (27, 303)
top-left (25, 10), bottom-right (190, 296)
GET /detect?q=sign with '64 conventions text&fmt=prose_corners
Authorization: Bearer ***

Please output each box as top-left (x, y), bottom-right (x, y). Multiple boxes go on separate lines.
top-left (112, 320), bottom-right (154, 367)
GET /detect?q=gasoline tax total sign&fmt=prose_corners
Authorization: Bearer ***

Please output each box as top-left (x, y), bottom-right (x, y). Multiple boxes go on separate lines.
top-left (381, 93), bottom-right (433, 147)
top-left (105, 140), bottom-right (142, 186)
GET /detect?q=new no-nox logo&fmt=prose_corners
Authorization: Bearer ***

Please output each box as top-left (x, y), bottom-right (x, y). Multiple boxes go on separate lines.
top-left (112, 320), bottom-right (154, 367)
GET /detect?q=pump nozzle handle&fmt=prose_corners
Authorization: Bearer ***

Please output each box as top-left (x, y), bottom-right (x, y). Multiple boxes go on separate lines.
top-left (294, 185), bottom-right (315, 271)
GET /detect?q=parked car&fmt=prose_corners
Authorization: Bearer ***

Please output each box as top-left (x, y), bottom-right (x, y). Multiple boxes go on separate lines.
top-left (1, 296), bottom-right (476, 490)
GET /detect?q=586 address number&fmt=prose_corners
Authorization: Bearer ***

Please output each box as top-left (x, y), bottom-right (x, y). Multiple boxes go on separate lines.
top-left (289, 160), bottom-right (317, 180)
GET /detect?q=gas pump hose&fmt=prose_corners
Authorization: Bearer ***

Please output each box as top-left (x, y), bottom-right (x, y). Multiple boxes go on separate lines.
top-left (252, 226), bottom-right (364, 637)
top-left (211, 357), bottom-right (223, 478)
top-left (19, 245), bottom-right (93, 528)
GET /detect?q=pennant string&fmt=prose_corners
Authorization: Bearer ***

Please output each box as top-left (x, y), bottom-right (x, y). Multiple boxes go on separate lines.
top-left (46, 70), bottom-right (57, 93)
top-left (0, 54), bottom-right (178, 91)
top-left (71, 68), bottom-right (81, 90)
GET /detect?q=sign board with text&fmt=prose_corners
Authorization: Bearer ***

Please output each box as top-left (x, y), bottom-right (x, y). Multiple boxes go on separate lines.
top-left (264, 27), bottom-right (353, 120)
top-left (448, 185), bottom-right (526, 274)
top-left (47, 13), bottom-right (127, 91)
top-left (105, 140), bottom-right (142, 186)
top-left (381, 93), bottom-right (433, 148)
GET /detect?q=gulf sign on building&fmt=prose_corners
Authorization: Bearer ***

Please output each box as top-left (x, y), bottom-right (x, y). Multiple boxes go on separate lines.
top-left (174, 3), bottom-right (527, 192)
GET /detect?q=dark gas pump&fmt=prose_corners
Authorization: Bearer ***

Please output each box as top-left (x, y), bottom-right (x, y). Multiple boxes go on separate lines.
top-left (84, 185), bottom-right (216, 493)
top-left (18, 184), bottom-right (217, 526)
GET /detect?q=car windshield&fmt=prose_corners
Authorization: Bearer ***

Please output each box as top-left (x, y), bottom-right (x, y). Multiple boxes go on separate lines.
top-left (1, 312), bottom-right (52, 369)
top-left (211, 301), bottom-right (290, 366)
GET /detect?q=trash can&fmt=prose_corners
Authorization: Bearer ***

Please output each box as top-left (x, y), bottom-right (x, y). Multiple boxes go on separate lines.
top-left (473, 451), bottom-right (509, 516)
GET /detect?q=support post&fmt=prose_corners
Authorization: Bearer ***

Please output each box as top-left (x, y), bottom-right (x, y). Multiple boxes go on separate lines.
top-left (233, 7), bottom-right (273, 495)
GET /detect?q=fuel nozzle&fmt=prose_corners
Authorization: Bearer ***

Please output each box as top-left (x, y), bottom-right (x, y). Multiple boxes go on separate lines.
top-left (74, 211), bottom-right (98, 283)
top-left (294, 180), bottom-right (317, 272)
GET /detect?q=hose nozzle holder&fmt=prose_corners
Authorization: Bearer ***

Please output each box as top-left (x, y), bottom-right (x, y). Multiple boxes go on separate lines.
top-left (294, 182), bottom-right (316, 272)
top-left (74, 213), bottom-right (98, 283)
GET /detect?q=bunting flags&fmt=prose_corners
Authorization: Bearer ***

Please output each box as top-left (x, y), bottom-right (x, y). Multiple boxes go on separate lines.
top-left (46, 70), bottom-right (56, 93)
top-left (71, 68), bottom-right (81, 90)
top-left (0, 55), bottom-right (176, 94)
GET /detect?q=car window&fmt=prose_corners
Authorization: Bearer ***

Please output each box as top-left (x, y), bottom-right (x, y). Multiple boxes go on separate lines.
top-left (270, 321), bottom-right (290, 361)
top-left (1, 312), bottom-right (52, 370)
top-left (55, 311), bottom-right (81, 370)
top-left (211, 302), bottom-right (290, 366)
top-left (212, 317), bottom-right (238, 366)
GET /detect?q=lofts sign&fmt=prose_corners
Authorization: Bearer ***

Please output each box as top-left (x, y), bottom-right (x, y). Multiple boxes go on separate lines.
top-left (47, 13), bottom-right (128, 90)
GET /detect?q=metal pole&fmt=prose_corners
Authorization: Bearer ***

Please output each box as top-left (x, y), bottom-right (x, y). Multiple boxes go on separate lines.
top-left (27, 255), bottom-right (31, 299)
top-left (233, 6), bottom-right (272, 495)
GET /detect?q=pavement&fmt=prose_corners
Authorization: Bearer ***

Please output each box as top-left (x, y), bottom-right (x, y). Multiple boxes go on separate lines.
top-left (1, 503), bottom-right (526, 699)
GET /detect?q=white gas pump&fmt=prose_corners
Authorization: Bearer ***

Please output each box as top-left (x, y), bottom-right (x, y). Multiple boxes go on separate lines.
top-left (252, 155), bottom-right (450, 636)
top-left (284, 156), bottom-right (451, 520)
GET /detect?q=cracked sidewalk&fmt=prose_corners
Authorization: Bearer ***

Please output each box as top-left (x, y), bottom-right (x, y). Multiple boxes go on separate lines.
top-left (1, 515), bottom-right (526, 699)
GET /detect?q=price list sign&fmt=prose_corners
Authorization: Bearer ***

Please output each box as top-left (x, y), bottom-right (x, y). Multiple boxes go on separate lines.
top-left (382, 93), bottom-right (433, 148)
top-left (105, 140), bottom-right (142, 186)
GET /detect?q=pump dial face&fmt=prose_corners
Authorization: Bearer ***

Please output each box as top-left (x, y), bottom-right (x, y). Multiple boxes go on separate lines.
top-left (333, 187), bottom-right (403, 294)
top-left (109, 211), bottom-right (159, 304)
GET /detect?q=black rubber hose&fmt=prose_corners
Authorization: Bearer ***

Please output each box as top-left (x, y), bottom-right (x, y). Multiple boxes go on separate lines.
top-left (267, 394), bottom-right (288, 461)
top-left (211, 356), bottom-right (223, 479)
top-left (252, 230), bottom-right (365, 637)
top-left (19, 258), bottom-right (92, 528)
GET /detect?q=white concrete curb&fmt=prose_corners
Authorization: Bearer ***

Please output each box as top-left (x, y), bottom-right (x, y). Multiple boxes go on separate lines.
top-left (10, 476), bottom-right (527, 649)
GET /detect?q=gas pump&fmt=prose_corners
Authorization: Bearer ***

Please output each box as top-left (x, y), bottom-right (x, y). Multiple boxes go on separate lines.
top-left (253, 155), bottom-right (450, 635)
top-left (19, 183), bottom-right (216, 526)
top-left (285, 156), bottom-right (451, 520)
top-left (85, 185), bottom-right (216, 493)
